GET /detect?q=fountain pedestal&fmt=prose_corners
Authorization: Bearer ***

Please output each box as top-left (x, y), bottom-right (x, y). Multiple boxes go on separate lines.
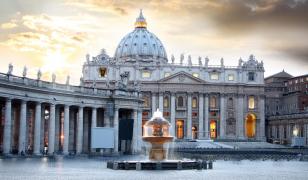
top-left (143, 136), bottom-right (173, 161)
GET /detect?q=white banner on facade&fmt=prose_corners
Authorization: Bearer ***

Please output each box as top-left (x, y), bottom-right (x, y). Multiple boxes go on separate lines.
top-left (91, 127), bottom-right (114, 148)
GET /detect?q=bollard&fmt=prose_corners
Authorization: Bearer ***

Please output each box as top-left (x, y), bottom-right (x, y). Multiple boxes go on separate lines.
top-left (197, 161), bottom-right (202, 170)
top-left (208, 161), bottom-right (213, 169)
top-left (156, 162), bottom-right (162, 170)
top-left (202, 161), bottom-right (207, 170)
top-left (136, 162), bottom-right (141, 171)
top-left (125, 162), bottom-right (129, 170)
top-left (177, 161), bottom-right (182, 170)
top-left (113, 162), bottom-right (118, 170)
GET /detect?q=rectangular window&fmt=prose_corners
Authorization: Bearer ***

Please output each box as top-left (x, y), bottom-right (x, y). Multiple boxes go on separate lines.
top-left (210, 73), bottom-right (219, 80)
top-left (228, 74), bottom-right (234, 81)
top-left (248, 96), bottom-right (255, 109)
top-left (192, 73), bottom-right (199, 78)
top-left (164, 72), bottom-right (170, 78)
top-left (210, 97), bottom-right (216, 108)
top-left (248, 72), bottom-right (255, 81)
top-left (142, 71), bottom-right (151, 78)
top-left (192, 98), bottom-right (197, 108)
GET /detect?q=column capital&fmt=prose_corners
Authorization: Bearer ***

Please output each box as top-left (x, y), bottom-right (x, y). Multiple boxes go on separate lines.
top-left (259, 94), bottom-right (266, 99)
top-left (35, 100), bottom-right (42, 105)
top-left (49, 102), bottom-right (56, 106)
top-left (237, 93), bottom-right (245, 98)
top-left (151, 92), bottom-right (158, 96)
top-left (220, 93), bottom-right (226, 97)
top-left (170, 92), bottom-right (176, 96)
top-left (6, 97), bottom-right (12, 102)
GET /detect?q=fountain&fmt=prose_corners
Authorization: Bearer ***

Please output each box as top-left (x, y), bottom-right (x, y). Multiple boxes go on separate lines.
top-left (142, 109), bottom-right (173, 161)
top-left (107, 109), bottom-right (212, 170)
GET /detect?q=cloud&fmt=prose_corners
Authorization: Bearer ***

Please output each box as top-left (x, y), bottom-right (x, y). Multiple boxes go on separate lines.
top-left (0, 13), bottom-right (95, 82)
top-left (1, 21), bottom-right (18, 29)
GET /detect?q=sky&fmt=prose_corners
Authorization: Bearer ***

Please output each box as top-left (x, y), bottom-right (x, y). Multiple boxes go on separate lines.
top-left (0, 0), bottom-right (307, 84)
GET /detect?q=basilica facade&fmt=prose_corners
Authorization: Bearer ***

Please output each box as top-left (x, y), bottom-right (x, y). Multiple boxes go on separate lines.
top-left (0, 11), bottom-right (265, 156)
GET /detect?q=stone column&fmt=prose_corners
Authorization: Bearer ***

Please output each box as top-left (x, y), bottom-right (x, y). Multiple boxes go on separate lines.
top-left (113, 107), bottom-right (119, 153)
top-left (198, 93), bottom-right (204, 139)
top-left (104, 108), bottom-right (110, 127)
top-left (159, 93), bottom-right (163, 112)
top-left (18, 100), bottom-right (27, 154)
top-left (204, 94), bottom-right (209, 139)
top-left (33, 102), bottom-right (41, 155)
top-left (54, 106), bottom-right (60, 152)
top-left (187, 93), bottom-right (192, 139)
top-left (219, 94), bottom-right (225, 139)
top-left (304, 124), bottom-right (308, 146)
top-left (76, 106), bottom-right (84, 154)
top-left (137, 109), bottom-right (142, 152)
top-left (3, 98), bottom-right (12, 154)
top-left (170, 93), bottom-right (176, 137)
top-left (151, 93), bottom-right (156, 115)
top-left (279, 125), bottom-right (283, 144)
top-left (63, 105), bottom-right (70, 155)
top-left (132, 109), bottom-right (138, 153)
top-left (259, 96), bottom-right (265, 141)
top-left (48, 103), bottom-right (56, 155)
top-left (91, 107), bottom-right (97, 128)
top-left (237, 95), bottom-right (244, 139)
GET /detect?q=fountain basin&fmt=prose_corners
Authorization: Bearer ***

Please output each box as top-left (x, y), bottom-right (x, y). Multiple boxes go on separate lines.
top-left (143, 136), bottom-right (173, 161)
top-left (107, 160), bottom-right (213, 170)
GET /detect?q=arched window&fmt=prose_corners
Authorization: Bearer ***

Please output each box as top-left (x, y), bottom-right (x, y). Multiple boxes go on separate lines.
top-left (248, 96), bottom-right (255, 109)
top-left (192, 97), bottom-right (197, 108)
top-left (210, 96), bottom-right (216, 108)
top-left (163, 96), bottom-right (169, 108)
top-left (177, 96), bottom-right (184, 107)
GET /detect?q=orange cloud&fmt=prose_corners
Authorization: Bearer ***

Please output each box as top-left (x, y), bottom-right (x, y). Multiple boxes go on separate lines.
top-left (0, 13), bottom-right (95, 83)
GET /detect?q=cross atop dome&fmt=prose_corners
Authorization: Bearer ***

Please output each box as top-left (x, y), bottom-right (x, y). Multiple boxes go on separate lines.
top-left (135, 9), bottom-right (147, 28)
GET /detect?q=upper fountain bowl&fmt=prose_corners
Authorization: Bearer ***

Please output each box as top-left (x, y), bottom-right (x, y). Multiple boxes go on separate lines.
top-left (143, 109), bottom-right (172, 137)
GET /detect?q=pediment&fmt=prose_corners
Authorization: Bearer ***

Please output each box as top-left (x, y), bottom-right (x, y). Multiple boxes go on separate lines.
top-left (158, 71), bottom-right (206, 84)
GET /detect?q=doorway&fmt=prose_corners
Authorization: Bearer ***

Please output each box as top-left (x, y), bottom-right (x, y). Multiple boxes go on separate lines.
top-left (118, 109), bottom-right (134, 154)
top-left (176, 120), bottom-right (184, 139)
top-left (245, 113), bottom-right (256, 138)
top-left (210, 120), bottom-right (217, 139)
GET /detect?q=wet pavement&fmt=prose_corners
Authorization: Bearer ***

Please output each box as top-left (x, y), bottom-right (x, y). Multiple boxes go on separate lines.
top-left (0, 156), bottom-right (308, 180)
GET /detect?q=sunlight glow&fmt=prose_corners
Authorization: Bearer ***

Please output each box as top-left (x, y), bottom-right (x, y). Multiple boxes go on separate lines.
top-left (42, 50), bottom-right (67, 73)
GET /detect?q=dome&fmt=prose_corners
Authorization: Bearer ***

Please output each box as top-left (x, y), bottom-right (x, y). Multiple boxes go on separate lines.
top-left (114, 10), bottom-right (167, 62)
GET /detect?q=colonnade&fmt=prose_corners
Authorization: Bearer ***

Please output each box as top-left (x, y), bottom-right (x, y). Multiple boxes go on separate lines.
top-left (0, 97), bottom-right (124, 155)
